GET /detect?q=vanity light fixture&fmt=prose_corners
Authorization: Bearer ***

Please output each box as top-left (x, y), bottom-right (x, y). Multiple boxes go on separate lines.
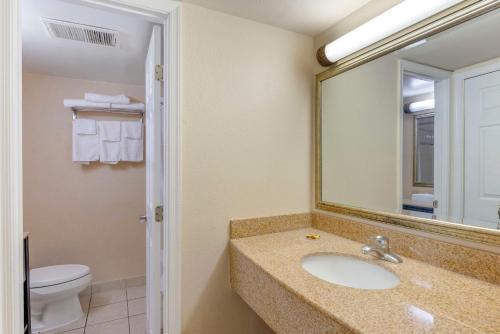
top-left (316, 0), bottom-right (461, 66)
top-left (404, 99), bottom-right (435, 113)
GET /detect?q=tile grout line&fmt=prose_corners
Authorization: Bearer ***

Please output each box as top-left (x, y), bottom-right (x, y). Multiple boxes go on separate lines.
top-left (89, 299), bottom-right (129, 308)
top-left (82, 285), bottom-right (93, 334)
top-left (83, 293), bottom-right (92, 334)
top-left (126, 286), bottom-right (131, 334)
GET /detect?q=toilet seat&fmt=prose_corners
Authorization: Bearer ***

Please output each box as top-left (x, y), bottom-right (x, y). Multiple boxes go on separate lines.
top-left (31, 264), bottom-right (90, 288)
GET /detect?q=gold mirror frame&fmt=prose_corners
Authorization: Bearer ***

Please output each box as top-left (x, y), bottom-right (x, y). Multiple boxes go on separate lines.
top-left (315, 0), bottom-right (500, 247)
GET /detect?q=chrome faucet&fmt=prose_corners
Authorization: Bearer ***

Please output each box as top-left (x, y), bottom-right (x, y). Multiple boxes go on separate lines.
top-left (361, 236), bottom-right (402, 264)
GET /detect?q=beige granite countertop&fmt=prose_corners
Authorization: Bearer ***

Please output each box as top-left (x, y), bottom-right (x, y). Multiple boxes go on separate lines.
top-left (231, 228), bottom-right (500, 334)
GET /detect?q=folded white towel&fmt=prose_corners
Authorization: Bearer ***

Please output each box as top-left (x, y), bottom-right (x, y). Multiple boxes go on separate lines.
top-left (98, 121), bottom-right (121, 164)
top-left (121, 121), bottom-right (143, 162)
top-left (64, 99), bottom-right (110, 109)
top-left (72, 119), bottom-right (99, 164)
top-left (85, 93), bottom-right (130, 105)
top-left (111, 103), bottom-right (145, 111)
top-left (73, 118), bottom-right (96, 135)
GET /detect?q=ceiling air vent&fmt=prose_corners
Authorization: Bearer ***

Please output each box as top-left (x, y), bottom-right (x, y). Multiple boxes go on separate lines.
top-left (42, 18), bottom-right (119, 48)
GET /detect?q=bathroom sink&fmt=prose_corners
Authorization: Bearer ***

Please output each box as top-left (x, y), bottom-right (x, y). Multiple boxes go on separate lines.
top-left (301, 253), bottom-right (400, 290)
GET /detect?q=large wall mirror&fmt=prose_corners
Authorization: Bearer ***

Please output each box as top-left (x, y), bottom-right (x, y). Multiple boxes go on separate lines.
top-left (316, 2), bottom-right (500, 245)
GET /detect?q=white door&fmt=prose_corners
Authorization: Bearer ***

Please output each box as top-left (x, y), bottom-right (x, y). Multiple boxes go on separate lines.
top-left (464, 70), bottom-right (500, 229)
top-left (145, 25), bottom-right (163, 334)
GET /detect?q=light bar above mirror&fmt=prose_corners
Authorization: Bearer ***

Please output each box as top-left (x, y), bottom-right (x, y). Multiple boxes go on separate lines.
top-left (317, 0), bottom-right (462, 66)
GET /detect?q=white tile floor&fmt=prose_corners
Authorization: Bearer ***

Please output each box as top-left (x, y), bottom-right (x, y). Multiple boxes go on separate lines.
top-left (33, 285), bottom-right (146, 334)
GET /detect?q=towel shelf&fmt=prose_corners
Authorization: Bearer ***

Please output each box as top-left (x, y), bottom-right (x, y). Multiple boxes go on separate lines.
top-left (70, 106), bottom-right (144, 120)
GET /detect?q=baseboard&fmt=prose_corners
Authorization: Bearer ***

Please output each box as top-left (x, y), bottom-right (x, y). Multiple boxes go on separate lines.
top-left (86, 275), bottom-right (146, 295)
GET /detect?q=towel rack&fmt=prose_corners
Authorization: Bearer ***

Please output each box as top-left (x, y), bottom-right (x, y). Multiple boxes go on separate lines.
top-left (70, 106), bottom-right (144, 121)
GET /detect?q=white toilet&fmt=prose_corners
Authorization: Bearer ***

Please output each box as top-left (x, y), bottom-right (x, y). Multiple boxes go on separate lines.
top-left (30, 264), bottom-right (92, 332)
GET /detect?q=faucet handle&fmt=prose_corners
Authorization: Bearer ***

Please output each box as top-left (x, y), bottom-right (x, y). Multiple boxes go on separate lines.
top-left (370, 235), bottom-right (390, 250)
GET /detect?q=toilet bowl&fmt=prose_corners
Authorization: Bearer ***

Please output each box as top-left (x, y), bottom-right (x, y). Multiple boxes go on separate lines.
top-left (30, 264), bottom-right (92, 332)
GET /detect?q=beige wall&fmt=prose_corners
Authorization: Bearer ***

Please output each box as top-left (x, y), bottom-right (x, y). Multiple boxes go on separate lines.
top-left (181, 3), bottom-right (313, 334)
top-left (321, 54), bottom-right (399, 213)
top-left (23, 73), bottom-right (146, 282)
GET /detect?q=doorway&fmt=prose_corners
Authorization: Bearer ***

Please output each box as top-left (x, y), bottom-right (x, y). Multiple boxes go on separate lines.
top-left (399, 60), bottom-right (451, 221)
top-left (1, 0), bottom-right (180, 333)
top-left (22, 0), bottom-right (163, 332)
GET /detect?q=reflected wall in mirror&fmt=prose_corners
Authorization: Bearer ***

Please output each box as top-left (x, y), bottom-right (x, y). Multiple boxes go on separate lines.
top-left (319, 8), bottom-right (500, 231)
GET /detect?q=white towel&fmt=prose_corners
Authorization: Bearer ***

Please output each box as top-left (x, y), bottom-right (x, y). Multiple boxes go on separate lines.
top-left (111, 103), bottom-right (145, 111)
top-left (122, 121), bottom-right (142, 139)
top-left (99, 121), bottom-right (121, 141)
top-left (64, 99), bottom-right (110, 109)
top-left (98, 121), bottom-right (121, 164)
top-left (73, 118), bottom-right (96, 135)
top-left (85, 93), bottom-right (130, 105)
top-left (72, 119), bottom-right (99, 164)
top-left (121, 121), bottom-right (143, 162)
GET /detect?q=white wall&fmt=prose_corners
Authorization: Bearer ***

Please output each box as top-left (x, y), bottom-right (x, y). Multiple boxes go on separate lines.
top-left (180, 4), bottom-right (314, 334)
top-left (321, 54), bottom-right (399, 212)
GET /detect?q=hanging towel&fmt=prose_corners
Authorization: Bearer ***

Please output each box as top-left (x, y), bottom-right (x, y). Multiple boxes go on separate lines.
top-left (111, 103), bottom-right (145, 111)
top-left (99, 121), bottom-right (121, 141)
top-left (122, 120), bottom-right (143, 139)
top-left (64, 99), bottom-right (110, 109)
top-left (98, 121), bottom-right (121, 164)
top-left (85, 93), bottom-right (130, 105)
top-left (72, 119), bottom-right (99, 164)
top-left (73, 118), bottom-right (96, 135)
top-left (121, 121), bottom-right (144, 162)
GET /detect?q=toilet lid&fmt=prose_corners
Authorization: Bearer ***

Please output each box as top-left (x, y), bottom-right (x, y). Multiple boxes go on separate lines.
top-left (30, 264), bottom-right (90, 288)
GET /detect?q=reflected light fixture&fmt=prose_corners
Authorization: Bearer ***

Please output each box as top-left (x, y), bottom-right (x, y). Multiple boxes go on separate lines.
top-left (316, 0), bottom-right (461, 66)
top-left (404, 99), bottom-right (435, 113)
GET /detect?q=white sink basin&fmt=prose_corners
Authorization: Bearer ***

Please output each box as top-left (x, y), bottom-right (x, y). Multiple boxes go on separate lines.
top-left (301, 253), bottom-right (400, 290)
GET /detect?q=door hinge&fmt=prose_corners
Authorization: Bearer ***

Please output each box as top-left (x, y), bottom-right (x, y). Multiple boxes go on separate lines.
top-left (432, 200), bottom-right (438, 209)
top-left (155, 64), bottom-right (164, 81)
top-left (155, 205), bottom-right (163, 223)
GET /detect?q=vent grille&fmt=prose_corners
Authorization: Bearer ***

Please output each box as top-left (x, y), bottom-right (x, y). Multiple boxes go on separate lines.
top-left (42, 18), bottom-right (119, 48)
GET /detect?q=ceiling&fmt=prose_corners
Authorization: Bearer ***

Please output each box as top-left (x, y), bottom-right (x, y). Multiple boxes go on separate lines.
top-left (403, 75), bottom-right (433, 98)
top-left (182, 0), bottom-right (372, 36)
top-left (398, 8), bottom-right (500, 71)
top-left (22, 0), bottom-right (154, 85)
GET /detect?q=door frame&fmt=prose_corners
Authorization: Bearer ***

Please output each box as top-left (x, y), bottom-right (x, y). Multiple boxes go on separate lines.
top-left (0, 1), bottom-right (181, 334)
top-left (398, 60), bottom-right (451, 219)
top-left (451, 58), bottom-right (500, 225)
